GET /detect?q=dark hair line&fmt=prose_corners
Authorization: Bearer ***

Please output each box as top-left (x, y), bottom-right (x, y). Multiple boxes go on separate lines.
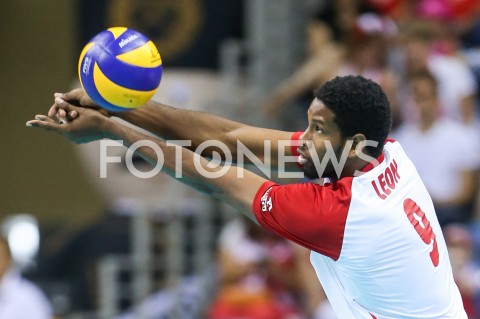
top-left (314, 75), bottom-right (392, 158)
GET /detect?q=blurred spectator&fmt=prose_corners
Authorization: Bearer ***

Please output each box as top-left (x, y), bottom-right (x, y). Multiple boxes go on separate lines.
top-left (260, 5), bottom-right (343, 122)
top-left (460, 17), bottom-right (480, 125)
top-left (365, 0), bottom-right (416, 21)
top-left (444, 224), bottom-right (480, 318)
top-left (393, 70), bottom-right (479, 226)
top-left (0, 236), bottom-right (53, 319)
top-left (462, 31), bottom-right (480, 113)
top-left (416, 0), bottom-right (479, 24)
top-left (398, 19), bottom-right (478, 125)
top-left (261, 11), bottom-right (400, 129)
top-left (337, 12), bottom-right (400, 125)
top-left (207, 216), bottom-right (304, 319)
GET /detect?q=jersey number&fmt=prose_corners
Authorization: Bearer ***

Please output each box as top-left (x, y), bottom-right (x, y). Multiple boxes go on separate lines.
top-left (403, 198), bottom-right (439, 267)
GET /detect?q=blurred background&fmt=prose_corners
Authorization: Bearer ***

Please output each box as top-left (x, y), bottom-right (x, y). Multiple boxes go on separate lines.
top-left (1, 0), bottom-right (480, 318)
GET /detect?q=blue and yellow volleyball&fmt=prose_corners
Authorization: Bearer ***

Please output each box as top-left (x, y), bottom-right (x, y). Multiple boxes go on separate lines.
top-left (78, 27), bottom-right (162, 112)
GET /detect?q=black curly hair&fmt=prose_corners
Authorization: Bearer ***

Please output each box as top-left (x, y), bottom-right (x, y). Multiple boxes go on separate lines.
top-left (314, 75), bottom-right (391, 158)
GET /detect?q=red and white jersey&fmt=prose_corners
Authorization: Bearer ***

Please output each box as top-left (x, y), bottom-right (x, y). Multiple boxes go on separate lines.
top-left (252, 139), bottom-right (467, 318)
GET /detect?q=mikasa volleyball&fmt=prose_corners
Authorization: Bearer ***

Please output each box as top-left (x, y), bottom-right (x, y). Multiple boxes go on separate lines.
top-left (78, 27), bottom-right (162, 112)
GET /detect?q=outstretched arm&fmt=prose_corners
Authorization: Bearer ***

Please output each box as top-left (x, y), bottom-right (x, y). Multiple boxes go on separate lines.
top-left (50, 90), bottom-right (299, 168)
top-left (29, 99), bottom-right (270, 222)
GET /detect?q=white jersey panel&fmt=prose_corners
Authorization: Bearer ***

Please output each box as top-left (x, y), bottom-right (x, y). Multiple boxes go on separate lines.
top-left (310, 141), bottom-right (466, 319)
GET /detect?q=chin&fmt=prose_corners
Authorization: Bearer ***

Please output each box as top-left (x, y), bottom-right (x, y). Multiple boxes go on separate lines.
top-left (302, 164), bottom-right (320, 180)
top-left (302, 162), bottom-right (340, 180)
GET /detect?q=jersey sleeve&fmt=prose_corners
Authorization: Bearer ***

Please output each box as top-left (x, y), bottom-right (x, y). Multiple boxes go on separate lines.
top-left (252, 179), bottom-right (353, 260)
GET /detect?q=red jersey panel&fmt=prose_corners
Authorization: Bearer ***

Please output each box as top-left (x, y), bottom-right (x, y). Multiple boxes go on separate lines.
top-left (253, 179), bottom-right (352, 260)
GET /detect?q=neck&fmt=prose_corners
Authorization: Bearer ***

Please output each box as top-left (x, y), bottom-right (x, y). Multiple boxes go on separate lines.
top-left (340, 156), bottom-right (376, 178)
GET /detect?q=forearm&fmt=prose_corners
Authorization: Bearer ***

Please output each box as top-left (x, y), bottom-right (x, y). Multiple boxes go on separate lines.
top-left (114, 101), bottom-right (298, 168)
top-left (56, 88), bottom-right (298, 165)
top-left (105, 117), bottom-right (215, 192)
top-left (31, 96), bottom-right (271, 213)
top-left (114, 101), bottom-right (241, 148)
top-left (104, 118), bottom-right (266, 220)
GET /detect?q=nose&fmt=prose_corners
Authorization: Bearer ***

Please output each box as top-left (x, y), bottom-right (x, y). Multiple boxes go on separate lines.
top-left (300, 131), bottom-right (306, 141)
top-left (299, 131), bottom-right (310, 149)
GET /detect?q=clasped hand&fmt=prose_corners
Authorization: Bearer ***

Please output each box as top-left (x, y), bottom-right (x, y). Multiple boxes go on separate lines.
top-left (26, 90), bottom-right (113, 144)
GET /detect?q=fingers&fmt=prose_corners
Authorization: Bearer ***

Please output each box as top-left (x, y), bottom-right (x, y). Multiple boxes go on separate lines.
top-left (58, 108), bottom-right (67, 118)
top-left (53, 90), bottom-right (102, 114)
top-left (48, 95), bottom-right (76, 117)
top-left (60, 88), bottom-right (84, 102)
top-left (57, 107), bottom-right (77, 119)
top-left (26, 115), bottom-right (64, 131)
top-left (29, 92), bottom-right (83, 130)
top-left (54, 97), bottom-right (77, 113)
top-left (34, 114), bottom-right (57, 123)
top-left (57, 109), bottom-right (78, 120)
top-left (47, 90), bottom-right (102, 123)
top-left (67, 110), bottom-right (78, 120)
top-left (47, 93), bottom-right (64, 117)
top-left (56, 110), bottom-right (78, 123)
top-left (48, 105), bottom-right (78, 122)
top-left (62, 88), bottom-right (98, 108)
top-left (26, 120), bottom-right (60, 131)
top-left (47, 97), bottom-right (72, 122)
top-left (47, 103), bottom-right (59, 117)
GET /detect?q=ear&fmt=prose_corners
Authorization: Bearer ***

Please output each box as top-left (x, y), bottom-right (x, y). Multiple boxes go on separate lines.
top-left (348, 134), bottom-right (367, 158)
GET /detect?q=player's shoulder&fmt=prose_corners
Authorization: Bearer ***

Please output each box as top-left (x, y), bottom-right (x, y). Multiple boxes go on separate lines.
top-left (352, 138), bottom-right (410, 186)
top-left (383, 137), bottom-right (408, 158)
top-left (384, 137), bottom-right (399, 147)
top-left (361, 137), bottom-right (406, 172)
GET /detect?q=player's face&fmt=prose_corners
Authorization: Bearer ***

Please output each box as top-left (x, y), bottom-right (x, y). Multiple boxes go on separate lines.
top-left (297, 98), bottom-right (345, 179)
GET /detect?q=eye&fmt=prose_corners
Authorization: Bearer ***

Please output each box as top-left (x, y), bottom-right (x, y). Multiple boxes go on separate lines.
top-left (314, 125), bottom-right (323, 133)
